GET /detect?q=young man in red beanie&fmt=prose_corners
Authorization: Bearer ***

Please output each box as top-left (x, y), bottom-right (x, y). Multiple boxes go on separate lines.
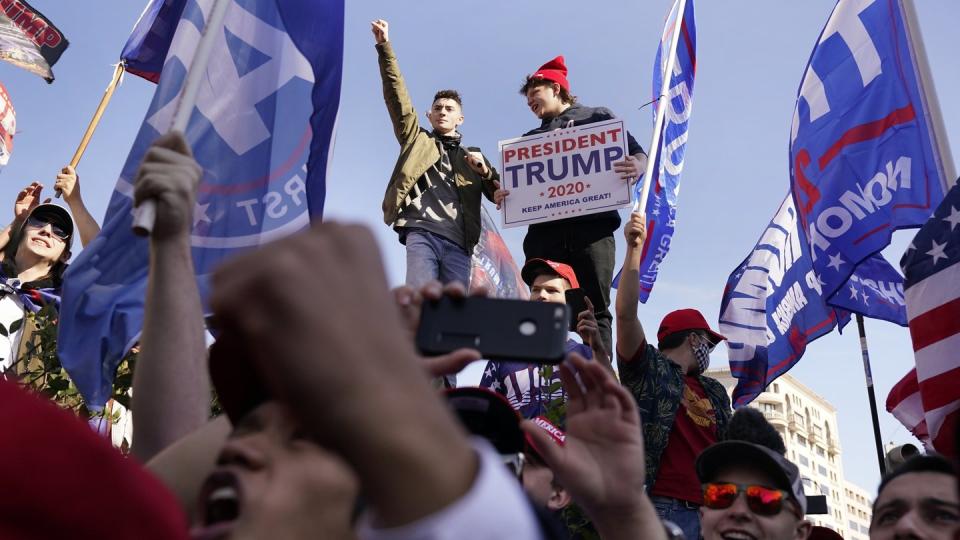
top-left (494, 55), bottom-right (647, 354)
top-left (615, 211), bottom-right (733, 540)
top-left (372, 19), bottom-right (500, 289)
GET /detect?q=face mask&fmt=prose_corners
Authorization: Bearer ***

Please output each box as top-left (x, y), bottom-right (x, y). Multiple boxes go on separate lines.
top-left (692, 335), bottom-right (711, 374)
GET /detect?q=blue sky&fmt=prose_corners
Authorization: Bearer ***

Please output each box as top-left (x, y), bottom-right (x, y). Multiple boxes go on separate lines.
top-left (0, 1), bottom-right (956, 494)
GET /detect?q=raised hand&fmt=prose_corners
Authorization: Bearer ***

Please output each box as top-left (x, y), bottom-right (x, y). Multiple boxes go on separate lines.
top-left (624, 211), bottom-right (647, 248)
top-left (522, 353), bottom-right (650, 538)
top-left (371, 19), bottom-right (389, 44)
top-left (54, 166), bottom-right (81, 203)
top-left (13, 182), bottom-right (46, 223)
top-left (132, 131), bottom-right (202, 242)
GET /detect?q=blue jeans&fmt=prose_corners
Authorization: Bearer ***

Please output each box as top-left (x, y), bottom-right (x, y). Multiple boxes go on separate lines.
top-left (404, 229), bottom-right (471, 289)
top-left (651, 496), bottom-right (701, 540)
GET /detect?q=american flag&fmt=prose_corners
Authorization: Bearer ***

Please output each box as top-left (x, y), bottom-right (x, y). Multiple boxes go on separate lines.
top-left (892, 181), bottom-right (960, 458)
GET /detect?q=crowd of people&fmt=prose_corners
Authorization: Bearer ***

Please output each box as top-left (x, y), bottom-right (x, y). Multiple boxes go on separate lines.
top-left (0, 17), bottom-right (956, 540)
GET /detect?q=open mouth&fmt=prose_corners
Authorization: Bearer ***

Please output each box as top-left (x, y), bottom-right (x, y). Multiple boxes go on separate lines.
top-left (720, 530), bottom-right (757, 540)
top-left (30, 238), bottom-right (51, 249)
top-left (191, 471), bottom-right (242, 539)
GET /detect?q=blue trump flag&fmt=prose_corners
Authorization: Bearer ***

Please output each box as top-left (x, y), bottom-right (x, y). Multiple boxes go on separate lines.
top-left (789, 0), bottom-right (949, 302)
top-left (719, 194), bottom-right (849, 406)
top-left (614, 0), bottom-right (695, 301)
top-left (826, 253), bottom-right (907, 326)
top-left (58, 0), bottom-right (344, 409)
top-left (720, 190), bottom-right (909, 405)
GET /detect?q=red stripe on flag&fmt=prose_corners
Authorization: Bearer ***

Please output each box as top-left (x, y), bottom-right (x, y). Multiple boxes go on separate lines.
top-left (918, 365), bottom-right (960, 412)
top-left (818, 105), bottom-right (916, 170)
top-left (886, 368), bottom-right (919, 412)
top-left (932, 410), bottom-right (958, 459)
top-left (908, 297), bottom-right (960, 351)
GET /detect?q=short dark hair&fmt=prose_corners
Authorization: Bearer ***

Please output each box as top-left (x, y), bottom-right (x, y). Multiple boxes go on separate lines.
top-left (432, 89), bottom-right (462, 108)
top-left (874, 454), bottom-right (957, 507)
top-left (727, 407), bottom-right (788, 455)
top-left (658, 329), bottom-right (701, 352)
top-left (518, 77), bottom-right (577, 105)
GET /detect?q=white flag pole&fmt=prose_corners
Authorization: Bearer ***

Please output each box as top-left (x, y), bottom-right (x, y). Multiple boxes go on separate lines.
top-left (132, 0), bottom-right (232, 236)
top-left (901, 0), bottom-right (956, 193)
top-left (634, 0), bottom-right (687, 213)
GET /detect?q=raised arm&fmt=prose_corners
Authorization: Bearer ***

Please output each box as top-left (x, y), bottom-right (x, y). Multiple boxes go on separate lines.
top-left (373, 19), bottom-right (421, 147)
top-left (615, 212), bottom-right (648, 359)
top-left (55, 166), bottom-right (101, 247)
top-left (130, 132), bottom-right (209, 462)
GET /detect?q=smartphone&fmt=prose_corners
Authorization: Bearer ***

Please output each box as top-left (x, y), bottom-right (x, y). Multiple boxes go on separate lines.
top-left (416, 296), bottom-right (570, 364)
top-left (564, 288), bottom-right (589, 332)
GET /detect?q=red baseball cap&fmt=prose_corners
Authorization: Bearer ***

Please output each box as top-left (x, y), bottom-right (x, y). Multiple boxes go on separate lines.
top-left (521, 258), bottom-right (579, 289)
top-left (524, 415), bottom-right (565, 462)
top-left (530, 56), bottom-right (570, 93)
top-left (657, 308), bottom-right (726, 345)
top-left (0, 380), bottom-right (189, 539)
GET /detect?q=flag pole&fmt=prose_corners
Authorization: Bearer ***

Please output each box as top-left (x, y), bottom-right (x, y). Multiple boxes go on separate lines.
top-left (634, 0), bottom-right (687, 213)
top-left (131, 0), bottom-right (231, 236)
top-left (856, 314), bottom-right (888, 476)
top-left (901, 0), bottom-right (956, 191)
top-left (55, 62), bottom-right (125, 198)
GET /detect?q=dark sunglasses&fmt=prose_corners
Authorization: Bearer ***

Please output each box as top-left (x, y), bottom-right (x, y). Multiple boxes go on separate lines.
top-left (25, 216), bottom-right (69, 241)
top-left (703, 482), bottom-right (796, 517)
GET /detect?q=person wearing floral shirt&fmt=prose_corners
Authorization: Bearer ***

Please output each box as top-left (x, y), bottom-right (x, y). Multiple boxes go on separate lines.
top-left (615, 212), bottom-right (732, 540)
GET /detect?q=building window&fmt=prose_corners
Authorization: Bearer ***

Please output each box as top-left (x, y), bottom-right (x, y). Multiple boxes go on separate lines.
top-left (850, 520), bottom-right (858, 529)
top-left (818, 465), bottom-right (827, 476)
top-left (860, 525), bottom-right (870, 534)
top-left (820, 485), bottom-right (830, 496)
top-left (799, 455), bottom-right (809, 466)
top-left (797, 434), bottom-right (808, 446)
top-left (816, 446), bottom-right (826, 457)
top-left (774, 383), bottom-right (780, 393)
top-left (802, 476), bottom-right (813, 488)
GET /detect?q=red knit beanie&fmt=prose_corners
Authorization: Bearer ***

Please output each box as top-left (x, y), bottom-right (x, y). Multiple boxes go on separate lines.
top-left (530, 56), bottom-right (570, 93)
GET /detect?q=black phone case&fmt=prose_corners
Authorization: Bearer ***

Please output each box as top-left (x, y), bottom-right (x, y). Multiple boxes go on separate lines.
top-left (564, 288), bottom-right (589, 332)
top-left (416, 296), bottom-right (570, 364)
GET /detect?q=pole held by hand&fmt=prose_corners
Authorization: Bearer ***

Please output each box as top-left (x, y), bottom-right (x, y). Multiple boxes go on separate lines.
top-left (634, 0), bottom-right (687, 213)
top-left (55, 62), bottom-right (126, 199)
top-left (132, 0), bottom-right (231, 236)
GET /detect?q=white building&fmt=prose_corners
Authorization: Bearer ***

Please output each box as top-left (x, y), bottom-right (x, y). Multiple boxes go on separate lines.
top-left (708, 368), bottom-right (874, 539)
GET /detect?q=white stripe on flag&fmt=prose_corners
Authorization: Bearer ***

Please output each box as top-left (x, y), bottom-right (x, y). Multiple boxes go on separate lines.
top-left (891, 389), bottom-right (926, 429)
top-left (905, 262), bottom-right (960, 321)
top-left (925, 399), bottom-right (960, 441)
top-left (915, 332), bottom-right (960, 381)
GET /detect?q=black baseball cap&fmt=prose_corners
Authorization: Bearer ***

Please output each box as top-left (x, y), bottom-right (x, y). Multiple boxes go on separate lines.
top-left (697, 440), bottom-right (808, 514)
top-left (445, 387), bottom-right (524, 454)
top-left (27, 203), bottom-right (74, 245)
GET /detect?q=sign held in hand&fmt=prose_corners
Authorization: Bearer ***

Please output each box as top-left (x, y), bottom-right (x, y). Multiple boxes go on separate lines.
top-left (498, 119), bottom-right (631, 228)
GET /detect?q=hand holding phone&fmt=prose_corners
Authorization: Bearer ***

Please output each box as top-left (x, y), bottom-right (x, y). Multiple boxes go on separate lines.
top-left (416, 296), bottom-right (569, 364)
top-left (564, 288), bottom-right (589, 332)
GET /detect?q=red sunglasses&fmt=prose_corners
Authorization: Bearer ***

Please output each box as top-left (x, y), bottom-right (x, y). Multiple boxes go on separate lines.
top-left (702, 483), bottom-right (798, 517)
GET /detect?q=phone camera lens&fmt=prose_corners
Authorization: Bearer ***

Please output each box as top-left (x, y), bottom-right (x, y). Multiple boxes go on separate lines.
top-left (518, 319), bottom-right (537, 336)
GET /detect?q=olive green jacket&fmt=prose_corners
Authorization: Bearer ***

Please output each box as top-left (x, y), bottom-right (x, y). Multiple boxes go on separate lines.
top-left (376, 41), bottom-right (499, 251)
